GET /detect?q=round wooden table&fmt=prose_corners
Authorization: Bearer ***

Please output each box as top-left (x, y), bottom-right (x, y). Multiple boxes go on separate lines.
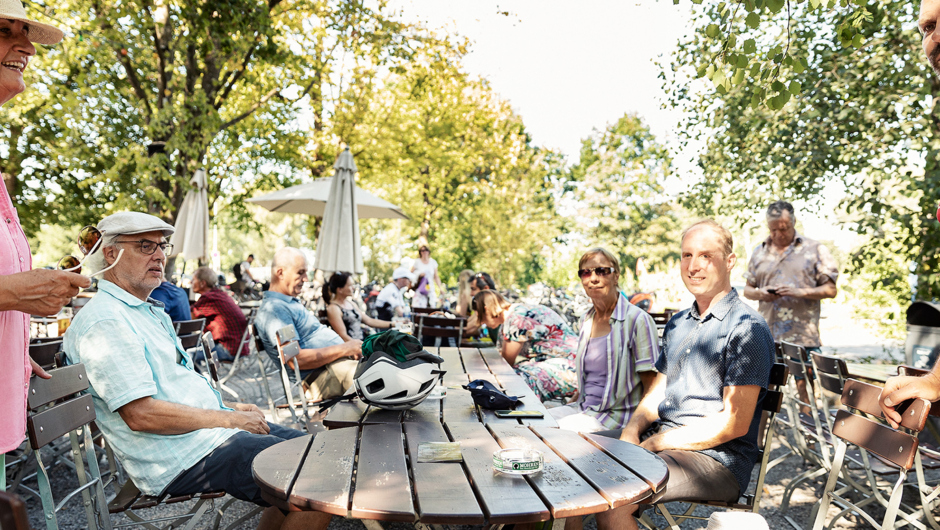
top-left (252, 423), bottom-right (668, 525)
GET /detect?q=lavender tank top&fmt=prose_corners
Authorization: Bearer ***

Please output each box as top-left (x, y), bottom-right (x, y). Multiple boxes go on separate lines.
top-left (580, 334), bottom-right (610, 410)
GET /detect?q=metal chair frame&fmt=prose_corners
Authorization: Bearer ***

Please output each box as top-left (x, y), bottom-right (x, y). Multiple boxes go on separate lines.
top-left (214, 308), bottom-right (259, 400)
top-left (274, 325), bottom-right (312, 424)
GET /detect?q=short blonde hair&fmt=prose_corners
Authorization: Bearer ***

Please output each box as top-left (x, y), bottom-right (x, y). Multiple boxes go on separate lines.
top-left (472, 290), bottom-right (510, 322)
top-left (578, 247), bottom-right (621, 277)
top-left (681, 219), bottom-right (734, 258)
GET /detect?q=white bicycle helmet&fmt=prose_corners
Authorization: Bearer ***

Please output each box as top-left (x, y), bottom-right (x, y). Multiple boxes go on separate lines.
top-left (354, 349), bottom-right (445, 410)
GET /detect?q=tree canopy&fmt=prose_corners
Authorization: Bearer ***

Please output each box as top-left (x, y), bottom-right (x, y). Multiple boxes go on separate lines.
top-left (3, 0), bottom-right (425, 233)
top-left (667, 0), bottom-right (935, 302)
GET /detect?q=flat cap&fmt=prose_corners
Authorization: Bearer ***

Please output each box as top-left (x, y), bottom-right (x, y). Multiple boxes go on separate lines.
top-left (97, 211), bottom-right (175, 238)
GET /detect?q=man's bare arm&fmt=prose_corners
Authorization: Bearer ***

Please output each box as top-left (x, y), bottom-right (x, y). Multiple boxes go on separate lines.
top-left (640, 385), bottom-right (762, 452)
top-left (620, 372), bottom-right (667, 444)
top-left (118, 396), bottom-right (269, 435)
top-left (287, 340), bottom-right (362, 371)
top-left (775, 278), bottom-right (837, 300)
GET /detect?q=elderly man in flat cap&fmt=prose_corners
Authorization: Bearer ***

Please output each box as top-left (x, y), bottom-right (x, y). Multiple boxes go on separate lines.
top-left (64, 212), bottom-right (327, 530)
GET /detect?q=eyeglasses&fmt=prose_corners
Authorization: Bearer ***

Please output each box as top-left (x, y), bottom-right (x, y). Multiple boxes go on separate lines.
top-left (577, 267), bottom-right (615, 279)
top-left (115, 239), bottom-right (174, 256)
top-left (57, 226), bottom-right (125, 277)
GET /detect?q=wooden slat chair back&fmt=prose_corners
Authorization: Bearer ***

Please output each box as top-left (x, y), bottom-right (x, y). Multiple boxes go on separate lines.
top-left (895, 364), bottom-right (940, 526)
top-left (641, 363), bottom-right (789, 530)
top-left (411, 306), bottom-right (444, 315)
top-left (811, 352), bottom-right (850, 396)
top-left (274, 325), bottom-right (311, 423)
top-left (178, 332), bottom-right (201, 350)
top-left (414, 314), bottom-right (464, 345)
top-left (0, 491), bottom-right (30, 530)
top-left (29, 340), bottom-right (63, 371)
top-left (25, 364), bottom-right (112, 530)
top-left (812, 379), bottom-right (933, 530)
top-left (174, 318), bottom-right (205, 336)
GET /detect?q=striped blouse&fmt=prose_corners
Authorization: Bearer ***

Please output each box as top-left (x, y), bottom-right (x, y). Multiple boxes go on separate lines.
top-left (574, 293), bottom-right (659, 429)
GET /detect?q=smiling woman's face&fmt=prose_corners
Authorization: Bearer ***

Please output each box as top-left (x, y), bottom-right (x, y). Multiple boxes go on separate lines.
top-left (0, 19), bottom-right (34, 106)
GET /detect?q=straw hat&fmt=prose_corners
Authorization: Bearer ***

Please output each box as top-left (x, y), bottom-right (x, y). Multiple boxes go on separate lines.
top-left (0, 0), bottom-right (64, 45)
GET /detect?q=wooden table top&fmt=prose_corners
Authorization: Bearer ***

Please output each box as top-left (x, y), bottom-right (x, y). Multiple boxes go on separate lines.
top-left (845, 362), bottom-right (899, 384)
top-left (322, 347), bottom-right (562, 429)
top-left (253, 346), bottom-right (668, 524)
top-left (252, 423), bottom-right (668, 524)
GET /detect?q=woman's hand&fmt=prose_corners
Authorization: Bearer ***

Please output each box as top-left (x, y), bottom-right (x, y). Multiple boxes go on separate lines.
top-left (30, 357), bottom-right (51, 379)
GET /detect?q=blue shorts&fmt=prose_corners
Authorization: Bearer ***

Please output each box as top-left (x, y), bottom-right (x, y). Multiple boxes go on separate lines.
top-left (164, 423), bottom-right (306, 506)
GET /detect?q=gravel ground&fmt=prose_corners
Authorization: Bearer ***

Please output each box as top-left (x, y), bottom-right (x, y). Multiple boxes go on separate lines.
top-left (12, 346), bottom-right (934, 530)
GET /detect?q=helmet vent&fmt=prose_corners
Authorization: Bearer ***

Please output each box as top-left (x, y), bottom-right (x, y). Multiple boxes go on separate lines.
top-left (366, 380), bottom-right (385, 394)
top-left (387, 390), bottom-right (408, 400)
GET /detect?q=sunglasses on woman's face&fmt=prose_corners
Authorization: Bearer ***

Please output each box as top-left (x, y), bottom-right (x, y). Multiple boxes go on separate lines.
top-left (57, 225), bottom-right (124, 277)
top-left (577, 266), bottom-right (615, 279)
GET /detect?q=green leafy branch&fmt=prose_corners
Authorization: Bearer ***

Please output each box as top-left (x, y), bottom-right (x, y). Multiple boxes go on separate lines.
top-left (679, 0), bottom-right (873, 109)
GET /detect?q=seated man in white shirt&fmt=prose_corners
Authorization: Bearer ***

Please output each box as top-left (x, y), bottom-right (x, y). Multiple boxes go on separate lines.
top-left (375, 267), bottom-right (415, 321)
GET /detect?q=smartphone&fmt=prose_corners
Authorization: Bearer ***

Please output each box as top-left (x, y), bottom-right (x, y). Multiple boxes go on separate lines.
top-left (767, 288), bottom-right (778, 295)
top-left (495, 410), bottom-right (545, 419)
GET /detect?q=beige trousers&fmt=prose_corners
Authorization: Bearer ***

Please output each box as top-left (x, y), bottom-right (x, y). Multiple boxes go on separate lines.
top-left (303, 358), bottom-right (357, 401)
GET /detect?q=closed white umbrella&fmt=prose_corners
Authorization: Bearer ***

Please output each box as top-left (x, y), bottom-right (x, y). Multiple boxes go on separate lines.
top-left (314, 148), bottom-right (364, 274)
top-left (246, 177), bottom-right (408, 220)
top-left (170, 168), bottom-right (209, 261)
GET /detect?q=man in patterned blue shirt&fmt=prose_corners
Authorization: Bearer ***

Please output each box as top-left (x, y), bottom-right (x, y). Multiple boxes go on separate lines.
top-left (601, 220), bottom-right (775, 530)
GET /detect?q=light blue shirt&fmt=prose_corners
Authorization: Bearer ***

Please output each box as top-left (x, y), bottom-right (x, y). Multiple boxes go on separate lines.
top-left (63, 280), bottom-right (239, 495)
top-left (256, 290), bottom-right (344, 381)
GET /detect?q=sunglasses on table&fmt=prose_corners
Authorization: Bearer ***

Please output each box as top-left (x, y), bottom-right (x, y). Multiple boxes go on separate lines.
top-left (577, 267), bottom-right (616, 279)
top-left (57, 225), bottom-right (125, 277)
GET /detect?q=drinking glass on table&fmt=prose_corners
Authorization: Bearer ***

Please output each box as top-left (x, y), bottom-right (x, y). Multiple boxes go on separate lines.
top-left (56, 307), bottom-right (72, 336)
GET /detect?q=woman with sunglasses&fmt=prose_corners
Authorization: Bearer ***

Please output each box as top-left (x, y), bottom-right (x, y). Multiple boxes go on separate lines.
top-left (471, 289), bottom-right (579, 402)
top-left (322, 272), bottom-right (393, 341)
top-left (548, 248), bottom-right (660, 433)
top-left (0, 5), bottom-right (90, 484)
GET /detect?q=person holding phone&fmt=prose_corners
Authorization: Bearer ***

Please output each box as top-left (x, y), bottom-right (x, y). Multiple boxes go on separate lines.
top-left (743, 201), bottom-right (838, 404)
